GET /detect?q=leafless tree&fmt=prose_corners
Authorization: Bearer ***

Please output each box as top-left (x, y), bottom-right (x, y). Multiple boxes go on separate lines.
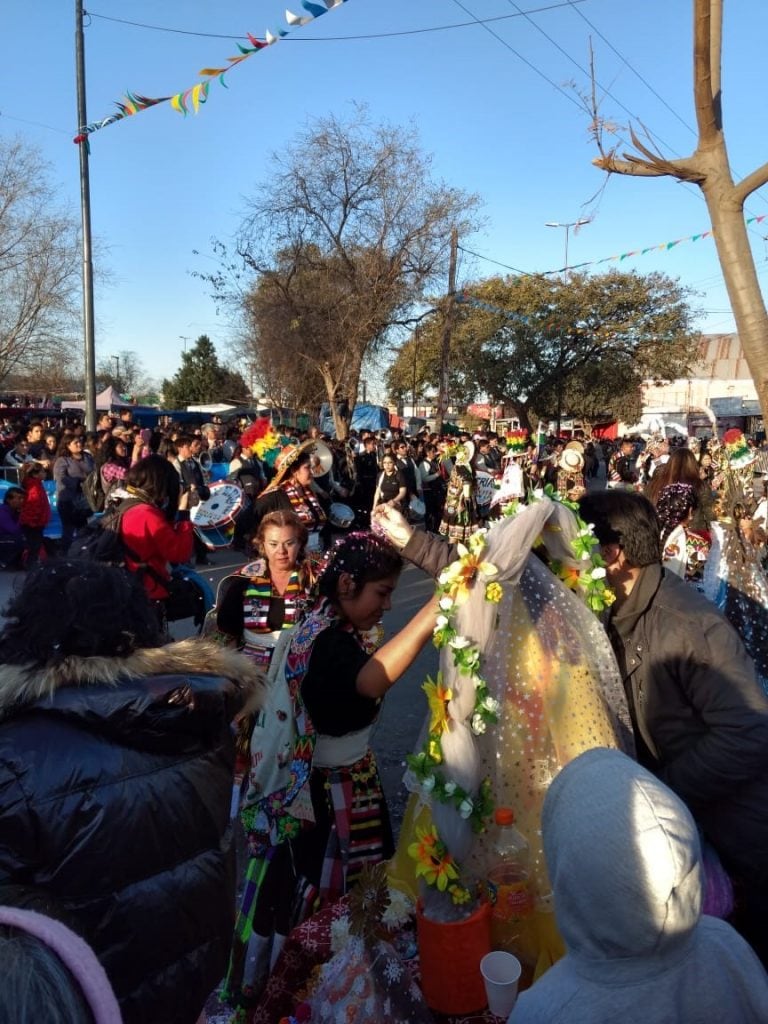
top-left (592, 1), bottom-right (768, 421)
top-left (0, 137), bottom-right (81, 386)
top-left (203, 108), bottom-right (479, 438)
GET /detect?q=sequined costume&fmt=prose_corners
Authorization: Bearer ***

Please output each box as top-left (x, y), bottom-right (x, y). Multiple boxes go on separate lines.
top-left (439, 455), bottom-right (479, 544)
top-left (389, 502), bottom-right (633, 975)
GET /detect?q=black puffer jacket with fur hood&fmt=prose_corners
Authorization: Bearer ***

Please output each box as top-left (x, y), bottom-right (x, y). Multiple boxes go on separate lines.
top-left (0, 638), bottom-right (263, 1024)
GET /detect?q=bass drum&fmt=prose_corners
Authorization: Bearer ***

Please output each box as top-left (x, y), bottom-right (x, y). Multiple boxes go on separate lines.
top-left (190, 481), bottom-right (244, 549)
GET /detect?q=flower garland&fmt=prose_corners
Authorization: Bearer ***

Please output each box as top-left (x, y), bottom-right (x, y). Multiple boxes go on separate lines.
top-left (503, 485), bottom-right (615, 613)
top-left (406, 501), bottom-right (613, 908)
top-left (406, 529), bottom-right (500, 905)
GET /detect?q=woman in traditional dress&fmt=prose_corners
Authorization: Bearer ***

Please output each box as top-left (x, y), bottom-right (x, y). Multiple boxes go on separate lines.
top-left (253, 441), bottom-right (327, 553)
top-left (439, 441), bottom-right (480, 543)
top-left (286, 533), bottom-right (436, 913)
top-left (211, 510), bottom-right (315, 668)
top-left (215, 510), bottom-right (317, 1009)
top-left (657, 482), bottom-right (710, 582)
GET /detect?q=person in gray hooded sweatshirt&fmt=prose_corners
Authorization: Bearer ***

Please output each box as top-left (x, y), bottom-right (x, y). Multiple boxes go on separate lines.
top-left (510, 748), bottom-right (768, 1024)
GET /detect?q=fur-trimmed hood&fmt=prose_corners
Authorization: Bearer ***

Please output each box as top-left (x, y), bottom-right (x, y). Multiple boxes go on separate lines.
top-left (0, 637), bottom-right (264, 720)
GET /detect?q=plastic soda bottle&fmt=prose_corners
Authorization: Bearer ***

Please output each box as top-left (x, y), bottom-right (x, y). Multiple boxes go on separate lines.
top-left (487, 807), bottom-right (535, 960)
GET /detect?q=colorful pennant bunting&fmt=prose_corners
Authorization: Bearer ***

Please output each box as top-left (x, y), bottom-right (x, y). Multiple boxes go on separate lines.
top-left (74, 0), bottom-right (349, 145)
top-left (541, 214), bottom-right (767, 277)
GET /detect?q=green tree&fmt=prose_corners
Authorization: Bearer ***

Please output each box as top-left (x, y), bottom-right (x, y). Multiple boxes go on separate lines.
top-left (386, 270), bottom-right (698, 432)
top-left (161, 335), bottom-right (248, 408)
top-left (199, 108), bottom-right (479, 438)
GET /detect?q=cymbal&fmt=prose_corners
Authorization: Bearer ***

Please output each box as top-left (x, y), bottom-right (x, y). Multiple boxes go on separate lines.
top-left (310, 441), bottom-right (333, 477)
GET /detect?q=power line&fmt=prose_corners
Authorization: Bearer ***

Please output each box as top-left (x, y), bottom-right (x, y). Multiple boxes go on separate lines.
top-left (562, 0), bottom-right (768, 216)
top-left (0, 110), bottom-right (70, 136)
top-left (458, 245), bottom-right (534, 275)
top-left (564, 0), bottom-right (697, 137)
top-left (83, 2), bottom-right (587, 42)
top-left (448, 0), bottom-right (584, 112)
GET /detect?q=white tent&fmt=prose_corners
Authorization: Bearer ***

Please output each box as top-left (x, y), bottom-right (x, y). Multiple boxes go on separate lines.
top-left (61, 386), bottom-right (134, 411)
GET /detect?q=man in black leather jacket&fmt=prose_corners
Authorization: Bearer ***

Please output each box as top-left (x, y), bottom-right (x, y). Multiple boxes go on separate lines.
top-left (580, 490), bottom-right (768, 965)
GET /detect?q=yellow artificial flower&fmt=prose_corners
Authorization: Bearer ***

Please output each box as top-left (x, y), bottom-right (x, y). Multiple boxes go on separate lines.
top-left (557, 564), bottom-right (581, 590)
top-left (448, 884), bottom-right (472, 906)
top-left (407, 824), bottom-right (439, 866)
top-left (485, 581), bottom-right (503, 604)
top-left (408, 825), bottom-right (460, 891)
top-left (423, 676), bottom-right (452, 739)
top-left (440, 542), bottom-right (498, 606)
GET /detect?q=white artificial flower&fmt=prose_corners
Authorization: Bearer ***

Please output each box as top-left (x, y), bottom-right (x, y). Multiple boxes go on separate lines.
top-left (459, 798), bottom-right (474, 819)
top-left (439, 596), bottom-right (454, 611)
top-left (483, 695), bottom-right (501, 715)
top-left (578, 523), bottom-right (595, 537)
top-left (443, 781), bottom-right (457, 796)
top-left (449, 635), bottom-right (471, 650)
top-left (434, 615), bottom-right (449, 630)
top-left (422, 775), bottom-right (436, 793)
top-left (590, 565), bottom-right (607, 580)
top-left (438, 571), bottom-right (450, 586)
top-left (471, 714), bottom-right (487, 735)
top-left (581, 551), bottom-right (591, 561)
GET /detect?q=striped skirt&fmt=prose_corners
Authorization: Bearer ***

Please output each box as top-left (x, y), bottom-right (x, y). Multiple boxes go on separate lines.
top-left (293, 748), bottom-right (394, 913)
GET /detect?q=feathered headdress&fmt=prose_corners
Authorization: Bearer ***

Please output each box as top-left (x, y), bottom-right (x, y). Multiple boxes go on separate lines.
top-left (239, 418), bottom-right (280, 460)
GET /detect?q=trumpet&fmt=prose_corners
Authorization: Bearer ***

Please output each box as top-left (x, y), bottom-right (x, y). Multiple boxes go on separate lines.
top-left (198, 449), bottom-right (212, 484)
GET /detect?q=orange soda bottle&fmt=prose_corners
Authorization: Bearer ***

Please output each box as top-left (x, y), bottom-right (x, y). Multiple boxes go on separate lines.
top-left (487, 807), bottom-right (535, 962)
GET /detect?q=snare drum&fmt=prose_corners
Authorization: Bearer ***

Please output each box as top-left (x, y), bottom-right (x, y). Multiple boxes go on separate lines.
top-left (191, 482), bottom-right (243, 549)
top-left (329, 502), bottom-right (355, 530)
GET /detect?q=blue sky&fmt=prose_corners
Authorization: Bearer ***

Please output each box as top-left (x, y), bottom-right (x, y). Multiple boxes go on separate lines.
top-left (2, 1), bottom-right (767, 397)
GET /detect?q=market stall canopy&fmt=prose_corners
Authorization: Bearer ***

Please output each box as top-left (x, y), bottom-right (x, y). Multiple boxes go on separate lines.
top-left (61, 386), bottom-right (134, 411)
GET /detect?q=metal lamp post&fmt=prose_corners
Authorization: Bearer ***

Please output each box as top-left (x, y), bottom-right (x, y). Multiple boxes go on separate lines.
top-left (545, 219), bottom-right (590, 279)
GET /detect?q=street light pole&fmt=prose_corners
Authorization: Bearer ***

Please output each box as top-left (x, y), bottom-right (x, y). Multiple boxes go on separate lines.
top-left (75, 0), bottom-right (97, 431)
top-left (545, 219), bottom-right (590, 279)
top-left (545, 219), bottom-right (590, 436)
top-left (179, 335), bottom-right (190, 353)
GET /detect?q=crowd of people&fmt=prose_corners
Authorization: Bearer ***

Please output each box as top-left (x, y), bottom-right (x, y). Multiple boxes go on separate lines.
top-left (0, 407), bottom-right (767, 1022)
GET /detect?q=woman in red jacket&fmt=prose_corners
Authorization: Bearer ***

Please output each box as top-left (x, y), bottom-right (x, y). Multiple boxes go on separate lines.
top-left (120, 455), bottom-right (194, 611)
top-left (18, 462), bottom-right (51, 567)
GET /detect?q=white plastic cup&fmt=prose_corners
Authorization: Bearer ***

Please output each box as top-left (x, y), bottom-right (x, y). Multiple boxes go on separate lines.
top-left (480, 950), bottom-right (522, 1018)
